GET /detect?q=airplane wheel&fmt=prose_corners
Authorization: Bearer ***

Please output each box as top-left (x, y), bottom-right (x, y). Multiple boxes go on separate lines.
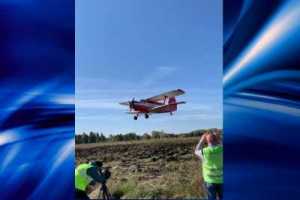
top-left (145, 114), bottom-right (149, 119)
top-left (134, 116), bottom-right (138, 120)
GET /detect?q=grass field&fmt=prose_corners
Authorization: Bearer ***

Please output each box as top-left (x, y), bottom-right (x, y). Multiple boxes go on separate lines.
top-left (76, 137), bottom-right (207, 199)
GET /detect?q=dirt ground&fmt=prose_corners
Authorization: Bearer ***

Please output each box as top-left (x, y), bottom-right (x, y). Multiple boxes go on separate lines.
top-left (76, 137), bottom-right (207, 199)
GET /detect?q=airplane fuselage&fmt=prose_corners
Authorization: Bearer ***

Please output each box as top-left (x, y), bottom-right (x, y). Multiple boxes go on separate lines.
top-left (132, 102), bottom-right (154, 113)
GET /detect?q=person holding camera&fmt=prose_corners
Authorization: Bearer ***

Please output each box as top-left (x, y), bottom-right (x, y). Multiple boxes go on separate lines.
top-left (195, 131), bottom-right (223, 200)
top-left (75, 161), bottom-right (111, 200)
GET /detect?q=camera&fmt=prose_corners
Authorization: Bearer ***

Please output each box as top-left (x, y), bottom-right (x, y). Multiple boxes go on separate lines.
top-left (102, 168), bottom-right (111, 180)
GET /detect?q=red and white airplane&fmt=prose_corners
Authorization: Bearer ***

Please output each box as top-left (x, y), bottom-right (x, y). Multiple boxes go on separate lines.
top-left (120, 89), bottom-right (186, 120)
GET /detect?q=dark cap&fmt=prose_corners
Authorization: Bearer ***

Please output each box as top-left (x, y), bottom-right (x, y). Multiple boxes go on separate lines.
top-left (90, 160), bottom-right (103, 168)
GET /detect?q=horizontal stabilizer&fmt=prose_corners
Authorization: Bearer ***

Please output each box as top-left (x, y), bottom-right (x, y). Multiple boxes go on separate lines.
top-left (173, 101), bottom-right (186, 105)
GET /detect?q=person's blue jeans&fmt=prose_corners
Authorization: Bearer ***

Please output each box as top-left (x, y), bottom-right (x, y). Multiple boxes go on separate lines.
top-left (205, 182), bottom-right (223, 200)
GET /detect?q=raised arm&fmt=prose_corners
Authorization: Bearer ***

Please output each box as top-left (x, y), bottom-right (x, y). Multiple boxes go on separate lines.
top-left (194, 133), bottom-right (207, 159)
top-left (212, 131), bottom-right (222, 145)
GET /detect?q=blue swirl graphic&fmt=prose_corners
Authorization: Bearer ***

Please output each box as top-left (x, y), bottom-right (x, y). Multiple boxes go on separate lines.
top-left (0, 1), bottom-right (74, 199)
top-left (224, 0), bottom-right (300, 199)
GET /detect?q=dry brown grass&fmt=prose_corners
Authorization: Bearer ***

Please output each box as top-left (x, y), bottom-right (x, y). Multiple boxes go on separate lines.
top-left (76, 137), bottom-right (207, 199)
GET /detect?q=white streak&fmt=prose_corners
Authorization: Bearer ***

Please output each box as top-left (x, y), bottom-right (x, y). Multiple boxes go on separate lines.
top-left (224, 1), bottom-right (300, 85)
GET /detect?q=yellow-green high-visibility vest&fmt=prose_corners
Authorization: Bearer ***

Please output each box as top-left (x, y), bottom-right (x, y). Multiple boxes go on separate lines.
top-left (75, 163), bottom-right (93, 191)
top-left (202, 145), bottom-right (223, 184)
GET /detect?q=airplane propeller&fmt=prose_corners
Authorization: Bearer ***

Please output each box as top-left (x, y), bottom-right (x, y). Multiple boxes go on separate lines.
top-left (129, 98), bottom-right (135, 111)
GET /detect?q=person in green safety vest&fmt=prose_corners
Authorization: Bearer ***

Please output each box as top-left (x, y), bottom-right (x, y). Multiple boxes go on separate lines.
top-left (195, 131), bottom-right (223, 200)
top-left (75, 161), bottom-right (110, 200)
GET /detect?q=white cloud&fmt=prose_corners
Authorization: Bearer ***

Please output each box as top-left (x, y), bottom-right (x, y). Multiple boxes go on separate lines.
top-left (141, 66), bottom-right (177, 87)
top-left (76, 99), bottom-right (124, 110)
top-left (52, 95), bottom-right (74, 105)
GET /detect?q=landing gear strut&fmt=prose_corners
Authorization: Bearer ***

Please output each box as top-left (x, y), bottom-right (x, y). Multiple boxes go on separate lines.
top-left (134, 113), bottom-right (139, 120)
top-left (145, 113), bottom-right (149, 119)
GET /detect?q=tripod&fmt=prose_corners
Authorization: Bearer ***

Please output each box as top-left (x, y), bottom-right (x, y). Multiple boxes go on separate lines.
top-left (98, 183), bottom-right (112, 200)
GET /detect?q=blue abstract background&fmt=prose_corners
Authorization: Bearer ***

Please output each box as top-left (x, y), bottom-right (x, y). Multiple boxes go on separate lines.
top-left (224, 0), bottom-right (300, 199)
top-left (0, 1), bottom-right (74, 200)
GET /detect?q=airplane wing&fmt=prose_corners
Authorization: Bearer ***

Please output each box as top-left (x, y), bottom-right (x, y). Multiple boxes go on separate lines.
top-left (146, 89), bottom-right (185, 102)
top-left (149, 101), bottom-right (186, 113)
top-left (119, 101), bottom-right (129, 106)
top-left (126, 111), bottom-right (139, 114)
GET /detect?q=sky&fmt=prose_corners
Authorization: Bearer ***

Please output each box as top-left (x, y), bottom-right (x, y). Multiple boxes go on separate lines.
top-left (76, 0), bottom-right (222, 135)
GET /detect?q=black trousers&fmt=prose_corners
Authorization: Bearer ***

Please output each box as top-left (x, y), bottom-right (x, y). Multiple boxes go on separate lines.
top-left (205, 182), bottom-right (223, 200)
top-left (75, 189), bottom-right (90, 200)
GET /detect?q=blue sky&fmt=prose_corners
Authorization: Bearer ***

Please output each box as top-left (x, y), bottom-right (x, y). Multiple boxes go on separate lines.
top-left (76, 0), bottom-right (222, 135)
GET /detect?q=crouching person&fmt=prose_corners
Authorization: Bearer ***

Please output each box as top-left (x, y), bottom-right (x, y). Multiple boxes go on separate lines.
top-left (75, 161), bottom-right (109, 200)
top-left (195, 131), bottom-right (223, 200)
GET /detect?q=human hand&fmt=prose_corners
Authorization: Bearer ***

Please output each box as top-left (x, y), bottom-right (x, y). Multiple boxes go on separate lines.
top-left (200, 132), bottom-right (209, 146)
top-left (201, 132), bottom-right (208, 139)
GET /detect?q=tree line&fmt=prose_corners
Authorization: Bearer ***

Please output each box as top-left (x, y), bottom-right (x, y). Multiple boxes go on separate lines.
top-left (75, 128), bottom-right (222, 144)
